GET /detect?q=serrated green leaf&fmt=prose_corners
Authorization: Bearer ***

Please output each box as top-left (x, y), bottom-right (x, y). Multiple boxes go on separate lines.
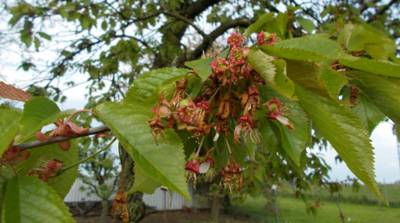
top-left (352, 94), bottom-right (385, 133)
top-left (185, 57), bottom-right (212, 81)
top-left (0, 106), bottom-right (21, 155)
top-left (258, 120), bottom-right (279, 153)
top-left (286, 60), bottom-right (328, 96)
top-left (261, 34), bottom-right (343, 62)
top-left (3, 176), bottom-right (75, 223)
top-left (244, 12), bottom-right (288, 38)
top-left (350, 71), bottom-right (400, 124)
top-left (245, 13), bottom-right (272, 36)
top-left (16, 141), bottom-right (78, 198)
top-left (340, 56), bottom-right (400, 78)
top-left (248, 49), bottom-right (295, 98)
top-left (297, 18), bottom-right (315, 33)
top-left (274, 100), bottom-right (311, 166)
top-left (94, 102), bottom-right (189, 198)
top-left (338, 23), bottom-right (396, 60)
top-left (16, 97), bottom-right (73, 143)
top-left (296, 86), bottom-right (383, 201)
top-left (129, 164), bottom-right (159, 194)
top-left (124, 68), bottom-right (189, 105)
top-left (319, 66), bottom-right (348, 98)
top-left (286, 60), bottom-right (347, 99)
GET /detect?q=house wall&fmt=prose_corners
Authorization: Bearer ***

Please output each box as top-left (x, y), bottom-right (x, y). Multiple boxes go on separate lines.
top-left (64, 180), bottom-right (193, 210)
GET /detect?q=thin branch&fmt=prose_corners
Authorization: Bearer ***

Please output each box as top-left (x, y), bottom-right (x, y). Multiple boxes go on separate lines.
top-left (289, 0), bottom-right (322, 25)
top-left (182, 0), bottom-right (222, 19)
top-left (17, 125), bottom-right (110, 150)
top-left (367, 0), bottom-right (399, 22)
top-left (59, 138), bottom-right (116, 174)
top-left (360, 0), bottom-right (380, 13)
top-left (180, 18), bottom-right (253, 63)
top-left (162, 11), bottom-right (207, 37)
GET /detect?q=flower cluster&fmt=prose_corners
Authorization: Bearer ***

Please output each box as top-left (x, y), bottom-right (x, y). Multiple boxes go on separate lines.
top-left (149, 32), bottom-right (293, 191)
top-left (221, 161), bottom-right (243, 192)
top-left (185, 155), bottom-right (214, 183)
top-left (28, 159), bottom-right (64, 181)
top-left (257, 32), bottom-right (278, 46)
top-left (265, 97), bottom-right (293, 129)
top-left (36, 119), bottom-right (88, 150)
top-left (149, 85), bottom-right (211, 138)
top-left (0, 145), bottom-right (30, 166)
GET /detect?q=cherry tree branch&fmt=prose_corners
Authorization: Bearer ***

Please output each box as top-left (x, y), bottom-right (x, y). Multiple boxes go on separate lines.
top-left (367, 0), bottom-right (398, 22)
top-left (17, 125), bottom-right (111, 150)
top-left (179, 18), bottom-right (253, 63)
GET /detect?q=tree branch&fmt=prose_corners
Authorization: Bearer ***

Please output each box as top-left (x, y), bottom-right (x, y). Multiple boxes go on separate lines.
top-left (289, 0), bottom-right (322, 25)
top-left (180, 18), bottom-right (253, 63)
top-left (162, 11), bottom-right (207, 37)
top-left (17, 125), bottom-right (110, 150)
top-left (183, 0), bottom-right (221, 19)
top-left (367, 0), bottom-right (398, 23)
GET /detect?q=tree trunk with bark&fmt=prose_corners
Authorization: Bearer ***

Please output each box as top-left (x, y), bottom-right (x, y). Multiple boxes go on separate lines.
top-left (118, 145), bottom-right (146, 222)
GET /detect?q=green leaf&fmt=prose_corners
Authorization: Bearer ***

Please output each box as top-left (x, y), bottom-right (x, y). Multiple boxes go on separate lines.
top-left (352, 94), bottom-right (385, 133)
top-left (350, 71), bottom-right (400, 124)
top-left (286, 61), bottom-right (347, 99)
top-left (3, 176), bottom-right (75, 223)
top-left (319, 66), bottom-right (348, 98)
top-left (129, 165), bottom-right (159, 194)
top-left (297, 18), bottom-right (315, 33)
top-left (296, 86), bottom-right (383, 200)
top-left (38, 31), bottom-right (52, 41)
top-left (185, 57), bottom-right (212, 81)
top-left (0, 106), bottom-right (21, 154)
top-left (340, 56), bottom-right (400, 78)
top-left (244, 12), bottom-right (288, 38)
top-left (258, 120), bottom-right (279, 153)
top-left (286, 60), bottom-right (327, 96)
top-left (16, 97), bottom-right (73, 143)
top-left (125, 68), bottom-right (189, 106)
top-left (274, 100), bottom-right (311, 166)
top-left (244, 13), bottom-right (274, 36)
top-left (0, 166), bottom-right (14, 214)
top-left (338, 23), bottom-right (396, 60)
top-left (16, 141), bottom-right (79, 198)
top-left (261, 34), bottom-right (343, 62)
top-left (94, 102), bottom-right (189, 198)
top-left (248, 49), bottom-right (295, 98)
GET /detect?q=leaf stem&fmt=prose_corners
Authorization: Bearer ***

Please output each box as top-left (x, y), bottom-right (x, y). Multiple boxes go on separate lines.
top-left (58, 138), bottom-right (116, 175)
top-left (195, 136), bottom-right (206, 156)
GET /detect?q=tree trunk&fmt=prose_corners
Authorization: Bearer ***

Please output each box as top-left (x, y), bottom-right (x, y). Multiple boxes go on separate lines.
top-left (210, 193), bottom-right (221, 223)
top-left (99, 199), bottom-right (109, 223)
top-left (119, 145), bottom-right (146, 222)
top-left (265, 186), bottom-right (279, 223)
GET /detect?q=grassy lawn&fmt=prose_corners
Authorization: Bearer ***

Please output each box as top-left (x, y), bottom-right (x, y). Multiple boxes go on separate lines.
top-left (234, 196), bottom-right (400, 223)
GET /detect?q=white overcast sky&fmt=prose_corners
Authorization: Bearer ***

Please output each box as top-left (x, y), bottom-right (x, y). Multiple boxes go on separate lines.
top-left (0, 2), bottom-right (399, 184)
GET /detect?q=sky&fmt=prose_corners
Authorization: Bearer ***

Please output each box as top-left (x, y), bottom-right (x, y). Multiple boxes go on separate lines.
top-left (0, 4), bottom-right (399, 184)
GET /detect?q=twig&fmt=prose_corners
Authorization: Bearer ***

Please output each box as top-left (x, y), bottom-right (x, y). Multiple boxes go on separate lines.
top-left (59, 138), bottom-right (117, 174)
top-left (16, 125), bottom-right (111, 150)
top-left (162, 11), bottom-right (207, 37)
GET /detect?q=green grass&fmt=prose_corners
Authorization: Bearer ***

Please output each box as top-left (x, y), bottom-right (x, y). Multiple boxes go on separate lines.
top-left (279, 183), bottom-right (400, 207)
top-left (233, 196), bottom-right (400, 223)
